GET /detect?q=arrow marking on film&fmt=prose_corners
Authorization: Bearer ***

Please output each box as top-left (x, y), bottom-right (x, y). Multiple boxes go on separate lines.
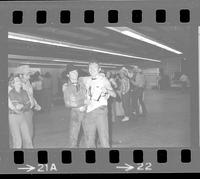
top-left (18, 164), bottom-right (35, 172)
top-left (116, 163), bottom-right (134, 172)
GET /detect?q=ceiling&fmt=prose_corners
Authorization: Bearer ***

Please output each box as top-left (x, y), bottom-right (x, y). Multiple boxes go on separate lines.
top-left (8, 25), bottom-right (191, 69)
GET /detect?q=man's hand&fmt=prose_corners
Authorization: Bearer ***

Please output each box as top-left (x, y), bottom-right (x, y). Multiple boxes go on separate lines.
top-left (34, 104), bottom-right (41, 111)
top-left (15, 104), bottom-right (24, 110)
top-left (79, 106), bottom-right (86, 112)
top-left (101, 87), bottom-right (107, 95)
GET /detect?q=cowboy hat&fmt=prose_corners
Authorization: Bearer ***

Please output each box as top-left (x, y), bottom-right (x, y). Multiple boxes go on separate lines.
top-left (14, 65), bottom-right (34, 75)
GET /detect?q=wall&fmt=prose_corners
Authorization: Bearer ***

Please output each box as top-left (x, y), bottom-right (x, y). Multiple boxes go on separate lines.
top-left (161, 57), bottom-right (182, 80)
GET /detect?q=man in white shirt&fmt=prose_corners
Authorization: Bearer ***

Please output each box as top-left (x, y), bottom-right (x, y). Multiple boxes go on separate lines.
top-left (83, 61), bottom-right (116, 148)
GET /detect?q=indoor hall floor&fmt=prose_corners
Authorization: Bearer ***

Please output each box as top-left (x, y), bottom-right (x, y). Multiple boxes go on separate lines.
top-left (33, 89), bottom-right (191, 148)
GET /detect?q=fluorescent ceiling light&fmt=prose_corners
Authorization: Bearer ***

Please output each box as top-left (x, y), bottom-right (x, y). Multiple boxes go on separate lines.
top-left (106, 27), bottom-right (183, 55)
top-left (8, 54), bottom-right (123, 67)
top-left (9, 60), bottom-right (117, 69)
top-left (74, 64), bottom-right (116, 69)
top-left (8, 32), bottom-right (160, 63)
top-left (9, 60), bottom-right (65, 66)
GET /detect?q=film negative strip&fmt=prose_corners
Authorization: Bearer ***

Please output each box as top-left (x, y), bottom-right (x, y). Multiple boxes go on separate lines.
top-left (0, 0), bottom-right (200, 174)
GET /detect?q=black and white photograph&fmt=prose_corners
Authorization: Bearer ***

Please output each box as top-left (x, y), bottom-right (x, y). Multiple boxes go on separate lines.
top-left (8, 26), bottom-right (192, 149)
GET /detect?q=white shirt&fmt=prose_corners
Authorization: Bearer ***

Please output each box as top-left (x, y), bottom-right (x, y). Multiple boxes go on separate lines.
top-left (85, 74), bottom-right (113, 113)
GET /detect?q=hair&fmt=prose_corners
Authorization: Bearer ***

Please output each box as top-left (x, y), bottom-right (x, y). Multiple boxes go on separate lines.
top-left (88, 60), bottom-right (100, 67)
top-left (8, 74), bottom-right (22, 88)
top-left (29, 72), bottom-right (41, 83)
top-left (65, 64), bottom-right (79, 74)
top-left (44, 72), bottom-right (51, 78)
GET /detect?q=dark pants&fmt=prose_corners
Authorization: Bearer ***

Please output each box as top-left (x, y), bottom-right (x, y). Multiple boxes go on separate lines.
top-left (132, 87), bottom-right (147, 116)
top-left (83, 106), bottom-right (109, 148)
top-left (107, 97), bottom-right (116, 146)
top-left (121, 91), bottom-right (132, 117)
top-left (69, 108), bottom-right (86, 148)
top-left (42, 89), bottom-right (53, 112)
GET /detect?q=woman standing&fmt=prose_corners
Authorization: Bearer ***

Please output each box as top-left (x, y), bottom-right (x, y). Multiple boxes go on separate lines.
top-left (15, 65), bottom-right (41, 139)
top-left (8, 75), bottom-right (33, 148)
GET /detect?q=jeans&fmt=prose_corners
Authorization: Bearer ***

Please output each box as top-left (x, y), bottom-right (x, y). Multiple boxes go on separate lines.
top-left (9, 113), bottom-right (33, 148)
top-left (24, 110), bottom-right (33, 139)
top-left (121, 91), bottom-right (132, 117)
top-left (132, 87), bottom-right (147, 115)
top-left (83, 106), bottom-right (109, 148)
top-left (69, 108), bottom-right (86, 148)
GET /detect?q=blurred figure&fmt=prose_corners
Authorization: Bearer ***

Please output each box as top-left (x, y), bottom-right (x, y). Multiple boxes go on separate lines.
top-left (120, 67), bottom-right (131, 122)
top-left (31, 71), bottom-right (43, 111)
top-left (42, 72), bottom-right (53, 112)
top-left (131, 67), bottom-right (147, 118)
top-left (106, 71), bottom-right (118, 122)
top-left (158, 68), bottom-right (170, 90)
top-left (179, 73), bottom-right (190, 92)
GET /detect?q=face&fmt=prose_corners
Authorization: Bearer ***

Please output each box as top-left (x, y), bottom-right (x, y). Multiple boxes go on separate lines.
top-left (106, 71), bottom-right (111, 78)
top-left (119, 71), bottom-right (125, 78)
top-left (89, 63), bottom-right (100, 77)
top-left (13, 77), bottom-right (22, 89)
top-left (23, 73), bottom-right (31, 80)
top-left (68, 70), bottom-right (78, 83)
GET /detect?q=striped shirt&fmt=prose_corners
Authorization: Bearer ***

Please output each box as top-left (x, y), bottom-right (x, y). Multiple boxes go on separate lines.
top-left (121, 77), bottom-right (130, 95)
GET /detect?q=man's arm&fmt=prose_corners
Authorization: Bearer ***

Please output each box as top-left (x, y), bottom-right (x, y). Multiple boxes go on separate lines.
top-left (62, 83), bottom-right (71, 107)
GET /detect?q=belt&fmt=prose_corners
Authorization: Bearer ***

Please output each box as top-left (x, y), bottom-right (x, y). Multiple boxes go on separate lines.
top-left (9, 110), bottom-right (22, 115)
top-left (9, 109), bottom-right (31, 115)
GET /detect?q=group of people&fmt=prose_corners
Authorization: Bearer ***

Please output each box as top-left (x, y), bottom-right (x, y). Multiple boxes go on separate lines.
top-left (62, 62), bottom-right (147, 148)
top-left (8, 65), bottom-right (41, 148)
top-left (105, 66), bottom-right (147, 122)
top-left (8, 61), bottom-right (147, 148)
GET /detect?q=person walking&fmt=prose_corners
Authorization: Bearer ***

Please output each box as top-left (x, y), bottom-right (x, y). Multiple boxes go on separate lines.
top-left (42, 72), bottom-right (53, 112)
top-left (131, 67), bottom-right (147, 118)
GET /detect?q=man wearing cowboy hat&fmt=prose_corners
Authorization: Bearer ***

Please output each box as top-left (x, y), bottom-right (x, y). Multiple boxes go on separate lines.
top-left (119, 67), bottom-right (132, 122)
top-left (131, 67), bottom-right (147, 118)
top-left (62, 64), bottom-right (87, 148)
top-left (14, 65), bottom-right (41, 140)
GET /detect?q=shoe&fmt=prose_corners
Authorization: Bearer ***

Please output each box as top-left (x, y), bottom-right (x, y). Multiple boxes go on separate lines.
top-left (122, 116), bottom-right (129, 122)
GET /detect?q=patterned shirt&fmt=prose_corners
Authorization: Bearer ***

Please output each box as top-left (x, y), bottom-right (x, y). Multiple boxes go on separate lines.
top-left (62, 78), bottom-right (87, 109)
top-left (121, 77), bottom-right (130, 95)
top-left (8, 88), bottom-right (31, 114)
